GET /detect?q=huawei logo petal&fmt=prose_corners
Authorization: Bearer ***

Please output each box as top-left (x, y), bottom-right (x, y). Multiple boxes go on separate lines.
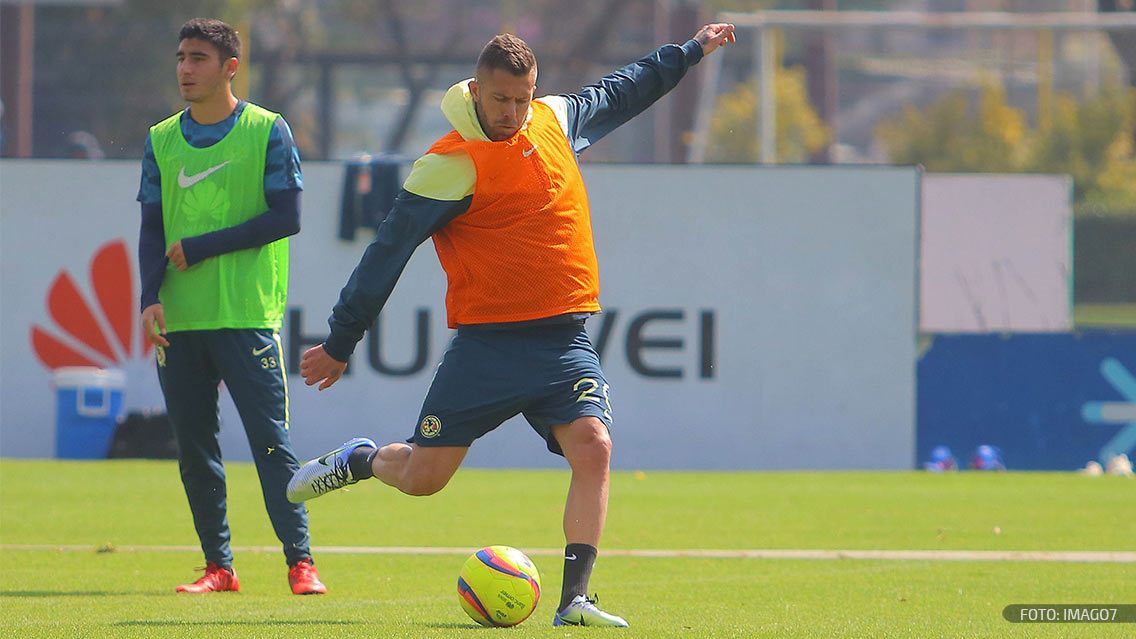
top-left (31, 239), bottom-right (151, 370)
top-left (92, 240), bottom-right (136, 356)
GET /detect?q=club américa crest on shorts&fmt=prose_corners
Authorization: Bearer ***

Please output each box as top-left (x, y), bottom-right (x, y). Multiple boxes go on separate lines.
top-left (419, 415), bottom-right (442, 438)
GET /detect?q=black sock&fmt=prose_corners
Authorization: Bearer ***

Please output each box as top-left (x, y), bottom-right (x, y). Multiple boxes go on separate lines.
top-left (559, 543), bottom-right (598, 612)
top-left (347, 446), bottom-right (377, 480)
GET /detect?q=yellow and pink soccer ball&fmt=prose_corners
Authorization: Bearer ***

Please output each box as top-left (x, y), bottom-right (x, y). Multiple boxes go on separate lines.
top-left (457, 545), bottom-right (542, 627)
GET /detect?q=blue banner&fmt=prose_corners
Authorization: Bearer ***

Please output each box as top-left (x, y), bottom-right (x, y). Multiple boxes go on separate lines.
top-left (917, 331), bottom-right (1136, 470)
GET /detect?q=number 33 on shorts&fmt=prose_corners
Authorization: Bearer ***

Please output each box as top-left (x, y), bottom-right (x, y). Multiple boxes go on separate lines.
top-left (252, 343), bottom-right (278, 369)
top-left (573, 378), bottom-right (612, 422)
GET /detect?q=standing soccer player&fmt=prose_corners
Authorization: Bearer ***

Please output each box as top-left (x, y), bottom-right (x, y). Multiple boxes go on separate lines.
top-left (137, 18), bottom-right (326, 595)
top-left (289, 23), bottom-right (736, 624)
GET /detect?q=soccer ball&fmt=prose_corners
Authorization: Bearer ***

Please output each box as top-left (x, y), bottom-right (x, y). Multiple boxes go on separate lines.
top-left (457, 545), bottom-right (541, 627)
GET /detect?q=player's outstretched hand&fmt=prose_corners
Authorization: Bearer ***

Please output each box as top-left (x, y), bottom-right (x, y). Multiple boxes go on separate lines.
top-left (301, 344), bottom-right (347, 391)
top-left (694, 23), bottom-right (736, 56)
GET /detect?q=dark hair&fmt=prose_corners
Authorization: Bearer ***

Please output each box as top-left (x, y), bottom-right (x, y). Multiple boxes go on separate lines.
top-left (476, 34), bottom-right (536, 77)
top-left (178, 18), bottom-right (241, 62)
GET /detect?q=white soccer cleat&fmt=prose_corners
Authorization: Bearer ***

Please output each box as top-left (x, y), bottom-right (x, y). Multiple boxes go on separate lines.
top-left (287, 437), bottom-right (376, 503)
top-left (552, 594), bottom-right (629, 628)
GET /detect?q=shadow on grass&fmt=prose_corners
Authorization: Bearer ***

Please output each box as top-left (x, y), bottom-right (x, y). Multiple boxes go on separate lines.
top-left (423, 622), bottom-right (484, 629)
top-left (114, 620), bottom-right (360, 627)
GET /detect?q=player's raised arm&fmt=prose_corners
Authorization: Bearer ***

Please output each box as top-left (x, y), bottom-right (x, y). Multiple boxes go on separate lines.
top-left (548, 23), bottom-right (736, 153)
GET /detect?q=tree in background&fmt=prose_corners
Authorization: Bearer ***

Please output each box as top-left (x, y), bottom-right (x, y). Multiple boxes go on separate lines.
top-left (876, 81), bottom-right (1136, 213)
top-left (1032, 87), bottom-right (1136, 211)
top-left (30, 0), bottom-right (280, 159)
top-left (876, 80), bottom-right (1031, 174)
top-left (705, 63), bottom-right (830, 163)
top-left (1099, 0), bottom-right (1136, 88)
top-left (25, 0), bottom-right (664, 160)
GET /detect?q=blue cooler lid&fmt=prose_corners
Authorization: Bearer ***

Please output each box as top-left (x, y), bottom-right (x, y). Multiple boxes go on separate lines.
top-left (52, 367), bottom-right (126, 390)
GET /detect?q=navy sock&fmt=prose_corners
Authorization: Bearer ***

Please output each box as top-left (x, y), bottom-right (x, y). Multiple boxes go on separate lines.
top-left (559, 543), bottom-right (598, 612)
top-left (347, 446), bottom-right (377, 480)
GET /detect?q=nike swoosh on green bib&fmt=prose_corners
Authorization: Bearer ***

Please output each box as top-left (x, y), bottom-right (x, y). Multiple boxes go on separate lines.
top-left (177, 160), bottom-right (231, 188)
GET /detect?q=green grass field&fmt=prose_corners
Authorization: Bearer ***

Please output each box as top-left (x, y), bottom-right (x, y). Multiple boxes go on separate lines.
top-left (1, 460), bottom-right (1133, 638)
top-left (1074, 304), bottom-right (1136, 328)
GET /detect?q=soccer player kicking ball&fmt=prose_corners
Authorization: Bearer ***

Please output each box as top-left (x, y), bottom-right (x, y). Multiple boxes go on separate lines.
top-left (289, 23), bottom-right (736, 626)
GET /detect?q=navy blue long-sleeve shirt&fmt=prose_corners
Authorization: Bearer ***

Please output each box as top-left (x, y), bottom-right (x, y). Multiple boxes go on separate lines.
top-left (323, 40), bottom-right (705, 361)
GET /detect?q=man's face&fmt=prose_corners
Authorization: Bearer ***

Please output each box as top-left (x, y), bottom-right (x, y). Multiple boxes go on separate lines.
top-left (470, 67), bottom-right (536, 142)
top-left (176, 38), bottom-right (234, 103)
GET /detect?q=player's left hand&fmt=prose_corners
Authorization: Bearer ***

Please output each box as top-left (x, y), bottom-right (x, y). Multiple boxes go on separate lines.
top-left (167, 240), bottom-right (188, 271)
top-left (694, 23), bottom-right (736, 56)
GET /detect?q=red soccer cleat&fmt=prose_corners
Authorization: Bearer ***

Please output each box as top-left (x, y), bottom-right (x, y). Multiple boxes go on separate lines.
top-left (288, 559), bottom-right (327, 595)
top-left (176, 562), bottom-right (239, 593)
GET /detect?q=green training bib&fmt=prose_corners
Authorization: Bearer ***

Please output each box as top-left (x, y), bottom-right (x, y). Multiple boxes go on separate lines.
top-left (150, 103), bottom-right (288, 331)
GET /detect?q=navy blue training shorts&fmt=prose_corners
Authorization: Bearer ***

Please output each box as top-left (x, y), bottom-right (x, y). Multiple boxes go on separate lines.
top-left (410, 321), bottom-right (613, 456)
